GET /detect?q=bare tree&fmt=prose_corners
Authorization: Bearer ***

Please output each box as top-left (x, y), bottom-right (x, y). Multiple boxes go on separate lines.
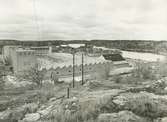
top-left (22, 63), bottom-right (44, 87)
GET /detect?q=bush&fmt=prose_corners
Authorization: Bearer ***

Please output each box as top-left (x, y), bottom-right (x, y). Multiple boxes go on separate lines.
top-left (21, 64), bottom-right (44, 87)
top-left (112, 75), bottom-right (143, 85)
top-left (37, 86), bottom-right (55, 102)
top-left (39, 98), bottom-right (100, 122)
top-left (155, 61), bottom-right (167, 78)
top-left (113, 76), bottom-right (122, 84)
top-left (132, 61), bottom-right (155, 80)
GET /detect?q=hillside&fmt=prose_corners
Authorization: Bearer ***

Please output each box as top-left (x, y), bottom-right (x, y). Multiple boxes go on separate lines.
top-left (1, 58), bottom-right (167, 122)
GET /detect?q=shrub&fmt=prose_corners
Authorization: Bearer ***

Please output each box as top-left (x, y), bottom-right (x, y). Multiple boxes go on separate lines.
top-left (155, 61), bottom-right (167, 78)
top-left (113, 76), bottom-right (122, 83)
top-left (21, 63), bottom-right (44, 87)
top-left (132, 61), bottom-right (155, 80)
top-left (39, 98), bottom-right (100, 122)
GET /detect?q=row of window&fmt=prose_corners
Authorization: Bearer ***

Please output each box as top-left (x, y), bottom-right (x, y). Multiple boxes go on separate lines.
top-left (18, 52), bottom-right (35, 55)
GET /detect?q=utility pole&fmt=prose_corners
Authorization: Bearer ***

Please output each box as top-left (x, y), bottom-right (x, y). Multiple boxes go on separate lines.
top-left (72, 52), bottom-right (75, 88)
top-left (67, 87), bottom-right (70, 98)
top-left (81, 53), bottom-right (84, 85)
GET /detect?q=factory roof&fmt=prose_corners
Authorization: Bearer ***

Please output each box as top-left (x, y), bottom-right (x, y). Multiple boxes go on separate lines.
top-left (38, 53), bottom-right (109, 70)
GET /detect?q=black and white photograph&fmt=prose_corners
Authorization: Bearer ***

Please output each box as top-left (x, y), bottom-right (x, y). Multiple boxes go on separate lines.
top-left (0, 0), bottom-right (167, 122)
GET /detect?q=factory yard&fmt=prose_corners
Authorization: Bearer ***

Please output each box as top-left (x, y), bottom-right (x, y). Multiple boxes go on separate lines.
top-left (0, 50), bottom-right (167, 122)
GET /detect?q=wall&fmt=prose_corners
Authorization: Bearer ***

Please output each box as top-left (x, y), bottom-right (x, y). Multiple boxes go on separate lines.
top-left (2, 46), bottom-right (18, 64)
top-left (3, 46), bottom-right (10, 59)
top-left (12, 50), bottom-right (37, 74)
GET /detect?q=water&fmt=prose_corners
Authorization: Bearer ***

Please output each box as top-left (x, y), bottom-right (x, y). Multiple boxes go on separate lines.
top-left (94, 46), bottom-right (166, 62)
top-left (122, 51), bottom-right (166, 62)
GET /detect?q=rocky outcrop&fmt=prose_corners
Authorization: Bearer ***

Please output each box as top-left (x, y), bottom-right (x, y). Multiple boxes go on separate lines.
top-left (155, 117), bottom-right (167, 122)
top-left (113, 92), bottom-right (167, 118)
top-left (22, 113), bottom-right (40, 122)
top-left (0, 103), bottom-right (39, 122)
top-left (98, 111), bottom-right (151, 122)
top-left (37, 96), bottom-right (63, 118)
top-left (0, 110), bottom-right (12, 121)
top-left (0, 100), bottom-right (10, 111)
top-left (63, 97), bottom-right (79, 113)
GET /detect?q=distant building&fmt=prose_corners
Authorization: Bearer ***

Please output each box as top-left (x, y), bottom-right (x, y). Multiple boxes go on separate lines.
top-left (30, 46), bottom-right (52, 55)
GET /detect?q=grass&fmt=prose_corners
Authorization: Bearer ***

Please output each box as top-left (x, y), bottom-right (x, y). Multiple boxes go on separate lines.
top-left (2, 60), bottom-right (167, 122)
top-left (39, 101), bottom-right (100, 122)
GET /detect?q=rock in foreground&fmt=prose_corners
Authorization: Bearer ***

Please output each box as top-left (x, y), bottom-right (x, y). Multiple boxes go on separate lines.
top-left (98, 111), bottom-right (150, 122)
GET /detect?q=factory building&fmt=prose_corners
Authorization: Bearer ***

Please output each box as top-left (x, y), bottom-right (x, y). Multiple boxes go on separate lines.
top-left (2, 46), bottom-right (40, 74)
top-left (12, 49), bottom-right (37, 74)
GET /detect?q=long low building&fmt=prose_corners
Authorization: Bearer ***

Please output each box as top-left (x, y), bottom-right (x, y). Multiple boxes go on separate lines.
top-left (39, 52), bottom-right (133, 82)
top-left (2, 45), bottom-right (133, 81)
top-left (38, 53), bottom-right (108, 69)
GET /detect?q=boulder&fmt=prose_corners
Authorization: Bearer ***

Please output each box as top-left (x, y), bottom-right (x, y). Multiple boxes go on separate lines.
top-left (0, 110), bottom-right (12, 121)
top-left (155, 117), bottom-right (167, 122)
top-left (0, 103), bottom-right (38, 122)
top-left (0, 100), bottom-right (10, 111)
top-left (164, 87), bottom-right (167, 91)
top-left (98, 111), bottom-right (150, 122)
top-left (37, 105), bottom-right (60, 118)
top-left (37, 107), bottom-right (51, 117)
top-left (22, 113), bottom-right (40, 122)
top-left (63, 97), bottom-right (80, 113)
top-left (160, 117), bottom-right (167, 122)
top-left (37, 98), bottom-right (63, 118)
top-left (78, 89), bottom-right (125, 113)
top-left (9, 103), bottom-right (38, 121)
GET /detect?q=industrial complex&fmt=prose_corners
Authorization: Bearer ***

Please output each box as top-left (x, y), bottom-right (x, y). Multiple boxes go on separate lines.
top-left (0, 43), bottom-right (132, 83)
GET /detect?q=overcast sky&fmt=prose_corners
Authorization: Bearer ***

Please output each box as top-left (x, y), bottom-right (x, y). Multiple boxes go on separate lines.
top-left (0, 0), bottom-right (167, 40)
